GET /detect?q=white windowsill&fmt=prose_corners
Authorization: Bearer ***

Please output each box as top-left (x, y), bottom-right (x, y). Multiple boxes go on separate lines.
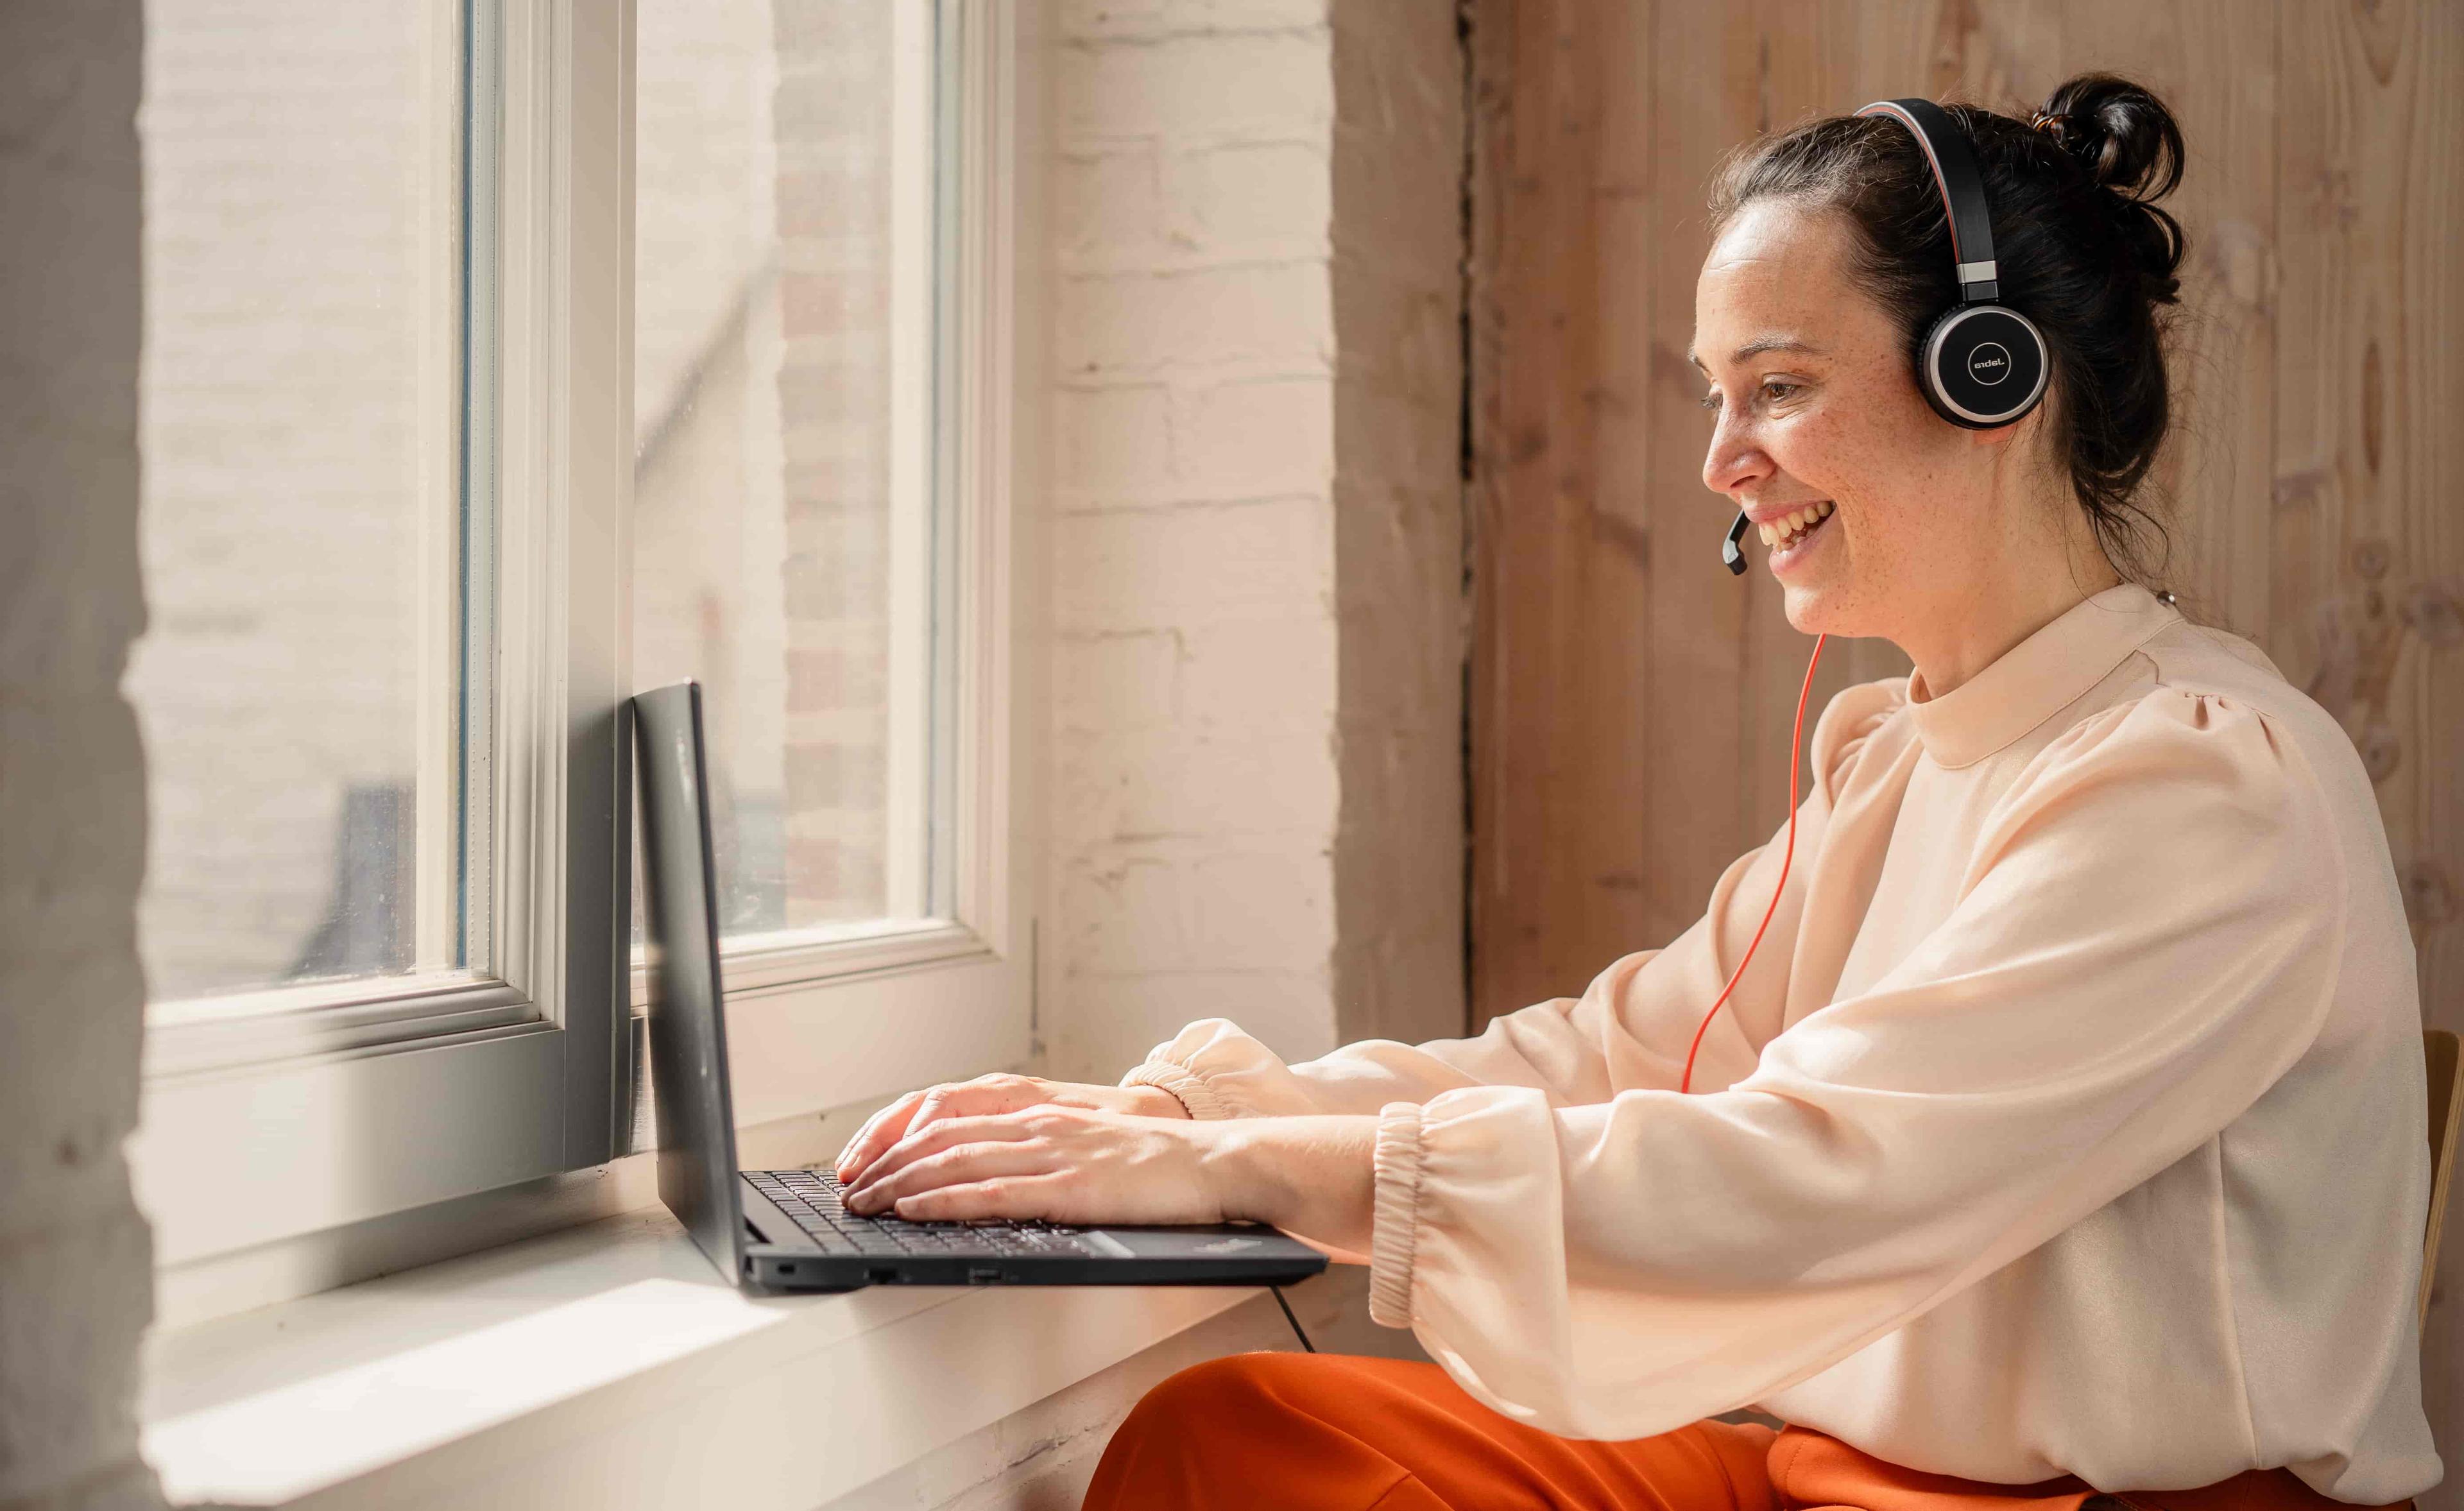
top-left (141, 1203), bottom-right (1281, 1509)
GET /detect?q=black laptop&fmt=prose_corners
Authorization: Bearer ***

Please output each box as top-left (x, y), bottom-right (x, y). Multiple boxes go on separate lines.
top-left (633, 681), bottom-right (1330, 1293)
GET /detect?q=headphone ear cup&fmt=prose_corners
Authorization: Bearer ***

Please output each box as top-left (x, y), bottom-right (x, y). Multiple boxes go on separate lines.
top-left (1913, 306), bottom-right (1966, 425)
top-left (1917, 304), bottom-right (2050, 430)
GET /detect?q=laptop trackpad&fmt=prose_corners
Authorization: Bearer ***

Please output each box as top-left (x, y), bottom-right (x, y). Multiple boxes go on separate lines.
top-left (1082, 1226), bottom-right (1294, 1259)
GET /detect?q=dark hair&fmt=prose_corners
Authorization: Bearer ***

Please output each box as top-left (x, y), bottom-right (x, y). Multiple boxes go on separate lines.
top-left (1708, 74), bottom-right (2187, 583)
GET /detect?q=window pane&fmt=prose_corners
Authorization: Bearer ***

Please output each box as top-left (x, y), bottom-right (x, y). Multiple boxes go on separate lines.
top-left (132, 0), bottom-right (481, 1006)
top-left (633, 0), bottom-right (939, 944)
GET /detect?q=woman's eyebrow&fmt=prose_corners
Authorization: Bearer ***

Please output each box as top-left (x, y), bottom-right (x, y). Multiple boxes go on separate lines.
top-left (1688, 336), bottom-right (1825, 370)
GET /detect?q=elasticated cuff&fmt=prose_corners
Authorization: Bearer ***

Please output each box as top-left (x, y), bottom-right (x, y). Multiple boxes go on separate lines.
top-left (1118, 1059), bottom-right (1239, 1122)
top-left (1367, 1100), bottom-right (1425, 1329)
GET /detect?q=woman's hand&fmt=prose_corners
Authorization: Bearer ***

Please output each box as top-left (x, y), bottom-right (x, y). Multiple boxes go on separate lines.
top-left (841, 1106), bottom-right (1380, 1262)
top-left (834, 1071), bottom-right (1187, 1187)
top-left (843, 1104), bottom-right (1231, 1225)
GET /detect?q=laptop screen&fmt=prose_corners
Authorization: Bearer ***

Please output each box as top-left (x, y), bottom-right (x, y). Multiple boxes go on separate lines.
top-left (632, 681), bottom-right (748, 1279)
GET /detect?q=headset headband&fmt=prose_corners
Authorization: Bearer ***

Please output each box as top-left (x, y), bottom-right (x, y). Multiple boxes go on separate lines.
top-left (1856, 98), bottom-right (1999, 303)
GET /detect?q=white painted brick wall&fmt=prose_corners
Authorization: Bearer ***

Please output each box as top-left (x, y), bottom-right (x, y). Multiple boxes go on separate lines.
top-left (0, 4), bottom-right (166, 1507)
top-left (1043, 0), bottom-right (1340, 1080)
top-left (1040, 0), bottom-right (1466, 1107)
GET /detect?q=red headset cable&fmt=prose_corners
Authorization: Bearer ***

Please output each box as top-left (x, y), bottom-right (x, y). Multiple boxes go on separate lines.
top-left (1679, 631), bottom-right (1828, 1095)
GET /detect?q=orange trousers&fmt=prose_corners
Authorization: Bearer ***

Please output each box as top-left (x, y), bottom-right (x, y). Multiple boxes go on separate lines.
top-left (1082, 1352), bottom-right (2412, 1511)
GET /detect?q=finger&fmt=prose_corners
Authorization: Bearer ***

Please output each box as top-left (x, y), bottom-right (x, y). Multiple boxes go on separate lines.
top-left (842, 1073), bottom-right (1056, 1181)
top-left (848, 1112), bottom-right (1039, 1198)
top-left (889, 1174), bottom-right (1074, 1224)
top-left (834, 1088), bottom-right (928, 1182)
top-left (839, 1079), bottom-right (1025, 1182)
top-left (839, 1075), bottom-right (1060, 1184)
top-left (848, 1141), bottom-right (1063, 1215)
top-left (843, 1089), bottom-right (926, 1183)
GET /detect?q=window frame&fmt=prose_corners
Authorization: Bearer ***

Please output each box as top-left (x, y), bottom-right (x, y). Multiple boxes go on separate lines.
top-left (132, 0), bottom-right (1034, 1274)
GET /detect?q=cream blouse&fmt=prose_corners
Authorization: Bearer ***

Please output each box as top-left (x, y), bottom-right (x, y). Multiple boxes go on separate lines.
top-left (1120, 585), bottom-right (2440, 1503)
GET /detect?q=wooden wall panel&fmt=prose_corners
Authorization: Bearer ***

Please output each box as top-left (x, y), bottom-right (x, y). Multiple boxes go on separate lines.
top-left (1465, 0), bottom-right (1616, 1005)
top-left (1467, 0), bottom-right (2464, 1488)
top-left (2276, 0), bottom-right (2464, 1476)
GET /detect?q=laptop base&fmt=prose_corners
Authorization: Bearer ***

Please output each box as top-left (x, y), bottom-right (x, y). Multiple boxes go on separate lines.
top-left (739, 1171), bottom-right (1326, 1292)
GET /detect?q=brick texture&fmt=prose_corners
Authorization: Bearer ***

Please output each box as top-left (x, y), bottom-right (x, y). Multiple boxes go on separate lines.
top-left (773, 0), bottom-right (898, 926)
top-left (629, 0), bottom-right (905, 934)
top-left (1040, 0), bottom-right (1466, 1085)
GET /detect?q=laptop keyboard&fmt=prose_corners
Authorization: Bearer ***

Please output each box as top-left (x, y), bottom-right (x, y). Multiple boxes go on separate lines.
top-left (748, 1169), bottom-right (1108, 1261)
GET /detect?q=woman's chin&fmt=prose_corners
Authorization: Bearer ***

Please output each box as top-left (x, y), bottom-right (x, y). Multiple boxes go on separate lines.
top-left (1778, 581), bottom-right (1861, 640)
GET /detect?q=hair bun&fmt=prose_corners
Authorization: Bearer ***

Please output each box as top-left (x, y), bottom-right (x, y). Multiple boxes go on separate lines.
top-left (2037, 73), bottom-right (2184, 203)
top-left (2035, 73), bottom-right (2186, 303)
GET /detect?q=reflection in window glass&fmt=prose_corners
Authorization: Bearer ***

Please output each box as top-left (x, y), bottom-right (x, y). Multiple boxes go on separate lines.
top-left (633, 0), bottom-right (937, 944)
top-left (130, 0), bottom-right (473, 1005)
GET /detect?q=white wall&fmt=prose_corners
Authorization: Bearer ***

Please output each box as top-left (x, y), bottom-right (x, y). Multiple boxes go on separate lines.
top-left (0, 3), bottom-right (166, 1508)
top-left (1039, 0), bottom-right (1467, 1088)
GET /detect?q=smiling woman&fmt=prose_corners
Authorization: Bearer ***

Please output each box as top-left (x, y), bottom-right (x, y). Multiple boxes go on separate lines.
top-left (853, 74), bottom-right (2438, 1511)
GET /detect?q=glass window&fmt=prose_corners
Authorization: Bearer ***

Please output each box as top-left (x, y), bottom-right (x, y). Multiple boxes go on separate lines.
top-left (631, 0), bottom-right (943, 950)
top-left (131, 0), bottom-right (485, 1014)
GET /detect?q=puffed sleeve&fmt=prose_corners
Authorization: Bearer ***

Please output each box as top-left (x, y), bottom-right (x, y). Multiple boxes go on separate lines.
top-left (1119, 679), bottom-right (1905, 1120)
top-left (1365, 690), bottom-right (2345, 1438)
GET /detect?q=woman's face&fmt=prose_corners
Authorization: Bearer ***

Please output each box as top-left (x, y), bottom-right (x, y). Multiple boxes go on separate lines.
top-left (1693, 199), bottom-right (2012, 638)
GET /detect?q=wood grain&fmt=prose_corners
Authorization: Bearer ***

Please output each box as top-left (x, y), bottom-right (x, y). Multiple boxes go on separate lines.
top-left (2277, 0), bottom-right (2464, 1483)
top-left (1467, 0), bottom-right (2464, 1490)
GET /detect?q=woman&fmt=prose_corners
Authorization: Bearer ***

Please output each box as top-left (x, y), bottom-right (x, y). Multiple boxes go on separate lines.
top-left (833, 76), bottom-right (2439, 1509)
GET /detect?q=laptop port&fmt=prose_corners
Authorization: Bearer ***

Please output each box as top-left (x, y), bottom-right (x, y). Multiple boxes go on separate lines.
top-left (866, 1267), bottom-right (900, 1283)
top-left (777, 1263), bottom-right (797, 1276)
top-left (968, 1267), bottom-right (1002, 1283)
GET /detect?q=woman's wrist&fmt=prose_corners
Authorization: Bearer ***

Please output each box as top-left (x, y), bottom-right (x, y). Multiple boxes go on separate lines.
top-left (1120, 1082), bottom-right (1192, 1119)
top-left (1200, 1113), bottom-right (1379, 1256)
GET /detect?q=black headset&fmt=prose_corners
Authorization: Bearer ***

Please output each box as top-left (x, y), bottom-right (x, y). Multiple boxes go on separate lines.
top-left (1855, 98), bottom-right (2050, 431)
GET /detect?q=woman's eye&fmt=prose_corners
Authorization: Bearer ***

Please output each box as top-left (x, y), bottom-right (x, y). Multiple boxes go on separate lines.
top-left (1700, 381), bottom-right (1802, 411)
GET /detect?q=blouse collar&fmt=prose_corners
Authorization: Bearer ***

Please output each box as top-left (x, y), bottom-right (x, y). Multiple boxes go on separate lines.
top-left (1904, 583), bottom-right (2180, 769)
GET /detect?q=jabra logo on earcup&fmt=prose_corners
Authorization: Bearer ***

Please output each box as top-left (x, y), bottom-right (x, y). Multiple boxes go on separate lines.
top-left (1966, 342), bottom-right (2012, 384)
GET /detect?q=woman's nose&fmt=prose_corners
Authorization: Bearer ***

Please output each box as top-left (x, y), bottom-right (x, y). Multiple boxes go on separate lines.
top-left (1702, 414), bottom-right (1774, 499)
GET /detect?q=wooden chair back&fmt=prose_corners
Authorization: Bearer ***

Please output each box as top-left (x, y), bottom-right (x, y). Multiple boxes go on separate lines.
top-left (2423, 1029), bottom-right (2462, 1331)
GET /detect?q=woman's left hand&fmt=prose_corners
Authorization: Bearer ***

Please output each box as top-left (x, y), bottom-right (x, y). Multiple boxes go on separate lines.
top-left (841, 1106), bottom-right (1381, 1258)
top-left (842, 1104), bottom-right (1241, 1226)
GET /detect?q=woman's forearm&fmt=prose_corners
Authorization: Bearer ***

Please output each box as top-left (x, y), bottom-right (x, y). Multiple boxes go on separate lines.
top-left (1202, 1113), bottom-right (1381, 1258)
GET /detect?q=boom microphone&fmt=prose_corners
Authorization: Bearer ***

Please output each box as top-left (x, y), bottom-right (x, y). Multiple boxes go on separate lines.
top-left (1722, 511), bottom-right (1750, 576)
